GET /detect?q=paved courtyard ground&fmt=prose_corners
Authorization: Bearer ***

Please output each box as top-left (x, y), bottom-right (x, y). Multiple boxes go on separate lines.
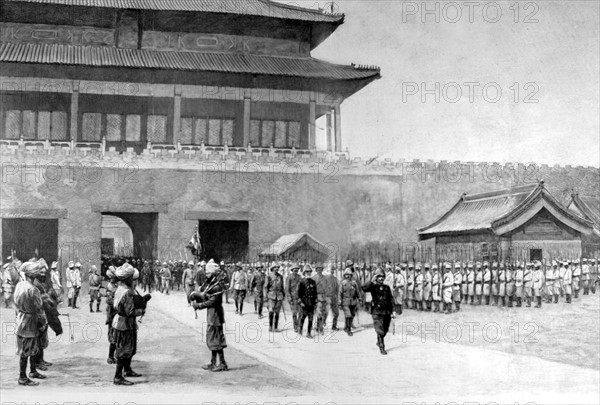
top-left (1, 289), bottom-right (598, 404)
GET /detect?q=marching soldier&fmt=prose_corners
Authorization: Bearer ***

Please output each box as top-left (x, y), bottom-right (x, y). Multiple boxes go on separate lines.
top-left (591, 258), bottom-right (598, 294)
top-left (285, 263), bottom-right (302, 332)
top-left (533, 262), bottom-right (543, 308)
top-left (49, 262), bottom-right (62, 304)
top-left (475, 262), bottom-right (484, 305)
top-left (297, 264), bottom-right (318, 338)
top-left (67, 262), bottom-right (82, 309)
top-left (514, 263), bottom-right (524, 307)
top-left (442, 263), bottom-right (454, 314)
top-left (491, 262), bottom-right (499, 305)
top-left (524, 262), bottom-right (533, 307)
top-left (467, 262), bottom-right (475, 305)
top-left (182, 261), bottom-right (196, 306)
top-left (423, 263), bottom-right (432, 311)
top-left (339, 268), bottom-right (361, 336)
top-left (230, 262), bottom-right (248, 315)
top-left (312, 264), bottom-right (328, 334)
top-left (406, 263), bottom-right (414, 309)
top-left (498, 263), bottom-right (506, 307)
top-left (572, 259), bottom-right (581, 299)
top-left (326, 265), bottom-right (340, 331)
top-left (191, 260), bottom-right (228, 373)
top-left (461, 264), bottom-right (468, 304)
top-left (393, 265), bottom-right (405, 314)
top-left (552, 261), bottom-right (561, 303)
top-left (88, 265), bottom-right (103, 313)
top-left (453, 262), bottom-right (462, 311)
top-left (563, 261), bottom-right (573, 303)
top-left (559, 261), bottom-right (567, 297)
top-left (431, 264), bottom-right (441, 312)
top-left (264, 263), bottom-right (285, 332)
top-left (582, 258), bottom-right (590, 295)
top-left (413, 263), bottom-right (423, 311)
top-left (506, 263), bottom-right (516, 307)
top-left (250, 263), bottom-right (266, 318)
top-left (482, 261), bottom-right (491, 305)
top-left (159, 262), bottom-right (171, 295)
top-left (362, 268), bottom-right (394, 355)
top-left (545, 261), bottom-right (556, 303)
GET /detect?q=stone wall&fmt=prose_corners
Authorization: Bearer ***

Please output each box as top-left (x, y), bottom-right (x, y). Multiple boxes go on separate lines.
top-left (1, 141), bottom-right (598, 274)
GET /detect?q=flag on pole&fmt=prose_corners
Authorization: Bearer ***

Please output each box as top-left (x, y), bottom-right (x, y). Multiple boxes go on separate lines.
top-left (187, 226), bottom-right (202, 257)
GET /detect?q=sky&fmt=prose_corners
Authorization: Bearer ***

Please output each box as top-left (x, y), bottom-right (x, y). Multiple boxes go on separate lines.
top-left (284, 0), bottom-right (600, 167)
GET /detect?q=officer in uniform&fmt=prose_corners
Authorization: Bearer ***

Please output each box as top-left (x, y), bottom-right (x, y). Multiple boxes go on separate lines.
top-left (514, 262), bottom-right (524, 307)
top-left (393, 265), bottom-right (405, 315)
top-left (466, 262), bottom-right (475, 305)
top-left (431, 264), bottom-right (441, 312)
top-left (461, 264), bottom-right (469, 304)
top-left (66, 261), bottom-right (82, 309)
top-left (523, 262), bottom-right (533, 307)
top-left (423, 263), bottom-right (432, 311)
top-left (49, 262), bottom-right (62, 304)
top-left (362, 268), bottom-right (394, 355)
top-left (453, 262), bottom-right (462, 311)
top-left (506, 263), bottom-right (516, 307)
top-left (312, 264), bottom-right (328, 334)
top-left (264, 263), bottom-right (285, 332)
top-left (182, 261), bottom-right (196, 306)
top-left (230, 262), bottom-right (248, 315)
top-left (285, 263), bottom-right (302, 332)
top-left (581, 258), bottom-right (590, 295)
top-left (250, 263), bottom-right (266, 318)
top-left (413, 263), bottom-right (423, 311)
top-left (590, 258), bottom-right (598, 294)
top-left (498, 262), bottom-right (506, 307)
top-left (545, 261), bottom-right (556, 303)
top-left (572, 259), bottom-right (581, 299)
top-left (339, 268), bottom-right (361, 336)
top-left (406, 262), bottom-right (414, 309)
top-left (297, 264), bottom-right (317, 338)
top-left (563, 261), bottom-right (573, 303)
top-left (473, 262), bottom-right (483, 305)
top-left (326, 265), bottom-right (340, 331)
top-left (533, 261), bottom-right (543, 308)
top-left (559, 261), bottom-right (567, 297)
top-left (482, 261), bottom-right (491, 305)
top-left (88, 265), bottom-right (103, 313)
top-left (491, 262), bottom-right (499, 305)
top-left (552, 261), bottom-right (561, 303)
top-left (159, 262), bottom-right (171, 295)
top-left (442, 263), bottom-right (454, 314)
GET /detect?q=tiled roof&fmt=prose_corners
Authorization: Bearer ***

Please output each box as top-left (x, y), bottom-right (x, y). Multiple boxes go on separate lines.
top-left (6, 0), bottom-right (344, 22)
top-left (419, 184), bottom-right (538, 236)
top-left (259, 232), bottom-right (329, 257)
top-left (0, 43), bottom-right (380, 81)
top-left (568, 193), bottom-right (600, 228)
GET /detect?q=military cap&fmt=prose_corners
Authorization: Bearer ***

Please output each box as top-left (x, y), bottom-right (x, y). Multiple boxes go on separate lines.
top-left (483, 261), bottom-right (489, 267)
top-left (374, 268), bottom-right (385, 278)
top-left (51, 261), bottom-right (58, 269)
top-left (475, 261), bottom-right (482, 268)
top-left (235, 262), bottom-right (243, 269)
top-left (394, 265), bottom-right (401, 272)
top-left (415, 263), bottom-right (422, 270)
top-left (200, 261), bottom-right (207, 266)
top-left (343, 268), bottom-right (353, 277)
top-left (68, 261), bottom-right (74, 268)
top-left (188, 260), bottom-right (195, 266)
top-left (574, 259), bottom-right (580, 264)
top-left (315, 263), bottom-right (325, 270)
top-left (454, 262), bottom-right (461, 269)
top-left (220, 261), bottom-right (225, 266)
top-left (534, 262), bottom-right (541, 268)
top-left (290, 263), bottom-right (301, 270)
top-left (467, 262), bottom-right (474, 269)
top-left (270, 263), bottom-right (280, 271)
top-left (444, 262), bottom-right (452, 269)
top-left (526, 262), bottom-right (532, 267)
top-left (432, 263), bottom-right (439, 270)
top-left (491, 262), bottom-right (498, 268)
top-left (385, 263), bottom-right (392, 270)
top-left (401, 263), bottom-right (408, 269)
top-left (424, 262), bottom-right (431, 269)
top-left (408, 262), bottom-right (415, 269)
top-left (75, 262), bottom-right (82, 268)
top-left (303, 264), bottom-right (313, 273)
top-left (499, 262), bottom-right (505, 268)
top-left (345, 260), bottom-right (354, 267)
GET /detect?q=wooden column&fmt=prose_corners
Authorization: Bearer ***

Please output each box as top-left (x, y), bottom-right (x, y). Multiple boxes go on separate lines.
top-left (334, 103), bottom-right (342, 152)
top-left (172, 85), bottom-right (182, 145)
top-left (326, 109), bottom-right (333, 152)
top-left (70, 81), bottom-right (79, 141)
top-left (309, 99), bottom-right (316, 150)
top-left (243, 97), bottom-right (251, 147)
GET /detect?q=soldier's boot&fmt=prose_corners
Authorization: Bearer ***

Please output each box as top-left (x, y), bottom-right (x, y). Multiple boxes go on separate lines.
top-left (455, 301), bottom-right (461, 311)
top-left (591, 286), bottom-right (596, 294)
top-left (97, 302), bottom-right (101, 312)
top-left (574, 290), bottom-right (579, 299)
top-left (554, 294), bottom-right (559, 303)
top-left (378, 335), bottom-right (387, 355)
top-left (526, 297), bottom-right (531, 307)
top-left (535, 297), bottom-right (542, 308)
top-left (274, 314), bottom-right (280, 332)
top-left (306, 320), bottom-right (314, 339)
top-left (89, 302), bottom-right (94, 313)
top-left (292, 314), bottom-right (298, 332)
top-left (433, 302), bottom-right (439, 312)
top-left (18, 356), bottom-right (38, 386)
top-left (332, 316), bottom-right (339, 331)
top-left (68, 298), bottom-right (72, 307)
top-left (507, 297), bottom-right (513, 307)
top-left (566, 294), bottom-right (572, 303)
top-left (212, 350), bottom-right (228, 372)
top-left (346, 318), bottom-right (354, 336)
top-left (446, 303), bottom-right (452, 314)
top-left (268, 313), bottom-right (274, 332)
top-left (500, 297), bottom-right (505, 307)
top-left (516, 298), bottom-right (521, 307)
top-left (202, 351), bottom-right (217, 371)
top-left (107, 344), bottom-right (116, 364)
top-left (318, 318), bottom-right (325, 335)
top-left (485, 296), bottom-right (490, 305)
top-left (470, 296), bottom-right (474, 305)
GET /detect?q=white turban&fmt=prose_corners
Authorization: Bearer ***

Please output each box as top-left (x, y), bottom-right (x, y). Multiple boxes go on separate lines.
top-left (20, 261), bottom-right (42, 277)
top-left (115, 263), bottom-right (139, 280)
top-left (206, 259), bottom-right (219, 274)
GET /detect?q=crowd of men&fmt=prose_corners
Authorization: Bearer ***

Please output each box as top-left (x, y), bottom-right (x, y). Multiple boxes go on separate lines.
top-left (2, 253), bottom-right (598, 386)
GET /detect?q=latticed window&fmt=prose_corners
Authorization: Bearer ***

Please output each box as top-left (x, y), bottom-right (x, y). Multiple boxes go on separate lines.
top-left (249, 119), bottom-right (301, 148)
top-left (180, 117), bottom-right (234, 146)
top-left (1, 109), bottom-right (67, 141)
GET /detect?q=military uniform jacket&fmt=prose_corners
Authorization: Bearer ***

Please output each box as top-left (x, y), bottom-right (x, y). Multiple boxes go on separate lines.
top-left (286, 273), bottom-right (302, 299)
top-left (467, 271), bottom-right (475, 285)
top-left (230, 270), bottom-right (248, 291)
top-left (406, 271), bottom-right (414, 291)
top-left (311, 273), bottom-right (328, 301)
top-left (545, 268), bottom-right (555, 282)
top-left (572, 267), bottom-right (581, 279)
top-left (483, 270), bottom-right (491, 284)
top-left (533, 270), bottom-right (544, 289)
top-left (414, 273), bottom-right (424, 292)
top-left (339, 279), bottom-right (360, 306)
top-left (453, 272), bottom-right (462, 289)
top-left (251, 272), bottom-right (266, 293)
top-left (523, 269), bottom-right (533, 287)
top-left (264, 272), bottom-right (285, 301)
top-left (515, 270), bottom-right (524, 287)
top-left (297, 277), bottom-right (318, 309)
top-left (443, 272), bottom-right (454, 289)
top-left (361, 281), bottom-right (394, 316)
top-left (66, 269), bottom-right (81, 288)
top-left (563, 268), bottom-right (573, 285)
top-left (326, 274), bottom-right (339, 299)
top-left (197, 275), bottom-right (225, 326)
top-left (582, 265), bottom-right (590, 280)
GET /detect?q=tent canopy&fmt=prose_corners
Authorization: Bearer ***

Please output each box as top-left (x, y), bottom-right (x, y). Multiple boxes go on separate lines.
top-left (259, 232), bottom-right (330, 262)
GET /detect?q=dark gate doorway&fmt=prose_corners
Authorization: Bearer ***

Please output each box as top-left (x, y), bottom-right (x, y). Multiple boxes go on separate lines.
top-left (102, 213), bottom-right (158, 259)
top-left (530, 248), bottom-right (542, 262)
top-left (2, 218), bottom-right (59, 263)
top-left (198, 220), bottom-right (249, 262)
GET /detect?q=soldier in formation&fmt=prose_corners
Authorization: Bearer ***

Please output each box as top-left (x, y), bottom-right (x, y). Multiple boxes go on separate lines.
top-left (66, 261), bottom-right (82, 309)
top-left (339, 268), bottom-right (361, 336)
top-left (250, 263), bottom-right (266, 319)
top-left (264, 263), bottom-right (285, 332)
top-left (297, 264), bottom-right (318, 338)
top-left (285, 263), bottom-right (302, 332)
top-left (230, 262), bottom-right (248, 315)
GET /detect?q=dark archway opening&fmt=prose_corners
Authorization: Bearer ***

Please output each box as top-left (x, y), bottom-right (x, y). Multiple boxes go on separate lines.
top-left (2, 218), bottom-right (58, 263)
top-left (102, 212), bottom-right (158, 259)
top-left (197, 220), bottom-right (249, 263)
